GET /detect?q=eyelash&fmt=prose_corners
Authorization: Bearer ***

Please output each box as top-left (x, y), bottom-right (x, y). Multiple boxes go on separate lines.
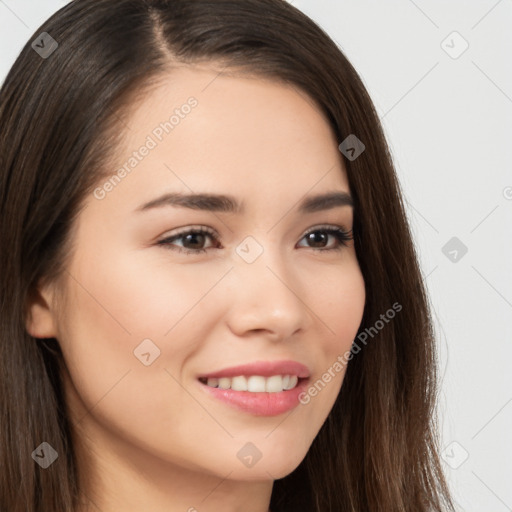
top-left (156, 225), bottom-right (354, 256)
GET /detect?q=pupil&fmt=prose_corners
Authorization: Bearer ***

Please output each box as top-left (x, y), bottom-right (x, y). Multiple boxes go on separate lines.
top-left (308, 232), bottom-right (327, 247)
top-left (185, 233), bottom-right (205, 248)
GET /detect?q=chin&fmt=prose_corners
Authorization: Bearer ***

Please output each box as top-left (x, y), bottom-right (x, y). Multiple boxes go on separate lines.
top-left (226, 457), bottom-right (306, 482)
top-left (242, 446), bottom-right (309, 480)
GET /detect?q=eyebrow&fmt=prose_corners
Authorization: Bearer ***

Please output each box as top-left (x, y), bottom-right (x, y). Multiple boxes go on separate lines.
top-left (135, 190), bottom-right (353, 214)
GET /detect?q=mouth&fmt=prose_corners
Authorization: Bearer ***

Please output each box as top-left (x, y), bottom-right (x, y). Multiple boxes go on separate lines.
top-left (196, 360), bottom-right (310, 416)
top-left (198, 374), bottom-right (302, 393)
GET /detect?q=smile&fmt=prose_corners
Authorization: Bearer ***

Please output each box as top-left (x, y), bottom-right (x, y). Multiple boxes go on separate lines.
top-left (197, 360), bottom-right (310, 416)
top-left (199, 374), bottom-right (299, 393)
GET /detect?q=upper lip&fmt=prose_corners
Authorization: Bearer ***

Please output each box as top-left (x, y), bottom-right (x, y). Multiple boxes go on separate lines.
top-left (198, 360), bottom-right (310, 379)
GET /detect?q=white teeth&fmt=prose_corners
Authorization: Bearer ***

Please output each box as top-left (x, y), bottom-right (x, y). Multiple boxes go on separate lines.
top-left (203, 374), bottom-right (300, 393)
top-left (231, 375), bottom-right (248, 391)
top-left (218, 377), bottom-right (231, 389)
top-left (247, 376), bottom-right (266, 392)
top-left (285, 375), bottom-right (298, 390)
top-left (265, 375), bottom-right (283, 393)
top-left (206, 377), bottom-right (219, 388)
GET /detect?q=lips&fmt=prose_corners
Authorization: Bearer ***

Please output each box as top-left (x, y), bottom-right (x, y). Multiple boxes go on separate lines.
top-left (197, 360), bottom-right (310, 416)
top-left (197, 360), bottom-right (310, 380)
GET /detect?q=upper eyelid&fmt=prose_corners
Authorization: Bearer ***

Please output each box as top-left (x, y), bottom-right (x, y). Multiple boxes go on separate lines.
top-left (157, 225), bottom-right (215, 239)
top-left (303, 224), bottom-right (351, 234)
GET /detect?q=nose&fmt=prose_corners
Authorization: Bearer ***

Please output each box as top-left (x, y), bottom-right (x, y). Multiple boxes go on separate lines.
top-left (224, 250), bottom-right (311, 342)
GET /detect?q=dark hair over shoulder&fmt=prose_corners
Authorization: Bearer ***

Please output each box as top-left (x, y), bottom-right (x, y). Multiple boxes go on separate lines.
top-left (0, 1), bottom-right (455, 510)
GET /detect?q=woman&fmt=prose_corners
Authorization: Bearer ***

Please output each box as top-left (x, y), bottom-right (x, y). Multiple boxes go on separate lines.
top-left (0, 0), bottom-right (455, 510)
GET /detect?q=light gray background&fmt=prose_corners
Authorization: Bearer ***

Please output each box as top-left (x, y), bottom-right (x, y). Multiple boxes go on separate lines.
top-left (1, 1), bottom-right (511, 510)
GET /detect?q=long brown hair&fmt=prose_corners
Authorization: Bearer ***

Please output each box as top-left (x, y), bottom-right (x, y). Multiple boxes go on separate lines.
top-left (0, 0), bottom-right (455, 510)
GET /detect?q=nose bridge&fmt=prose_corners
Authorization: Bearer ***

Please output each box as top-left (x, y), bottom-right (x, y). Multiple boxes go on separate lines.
top-left (224, 236), bottom-right (309, 338)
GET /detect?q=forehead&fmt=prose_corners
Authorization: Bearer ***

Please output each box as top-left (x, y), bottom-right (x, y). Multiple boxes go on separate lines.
top-left (99, 64), bottom-right (349, 212)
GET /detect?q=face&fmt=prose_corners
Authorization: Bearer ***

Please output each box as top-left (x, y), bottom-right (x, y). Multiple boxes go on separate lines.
top-left (30, 64), bottom-right (365, 484)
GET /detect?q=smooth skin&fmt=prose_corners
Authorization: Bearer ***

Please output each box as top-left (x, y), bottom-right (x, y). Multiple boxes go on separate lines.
top-left (26, 64), bottom-right (366, 512)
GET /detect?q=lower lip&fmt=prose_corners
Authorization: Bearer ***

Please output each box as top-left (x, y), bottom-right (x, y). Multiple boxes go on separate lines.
top-left (198, 379), bottom-right (309, 416)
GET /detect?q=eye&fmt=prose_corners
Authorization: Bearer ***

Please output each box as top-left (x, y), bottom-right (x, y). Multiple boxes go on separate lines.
top-left (297, 225), bottom-right (353, 252)
top-left (157, 226), bottom-right (220, 255)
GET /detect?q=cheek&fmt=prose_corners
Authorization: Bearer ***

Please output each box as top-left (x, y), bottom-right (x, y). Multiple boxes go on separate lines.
top-left (315, 262), bottom-right (366, 354)
top-left (298, 263), bottom-right (365, 409)
top-left (65, 243), bottom-right (227, 342)
top-left (56, 247), bottom-right (231, 429)
top-left (56, 253), bottom-right (226, 471)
